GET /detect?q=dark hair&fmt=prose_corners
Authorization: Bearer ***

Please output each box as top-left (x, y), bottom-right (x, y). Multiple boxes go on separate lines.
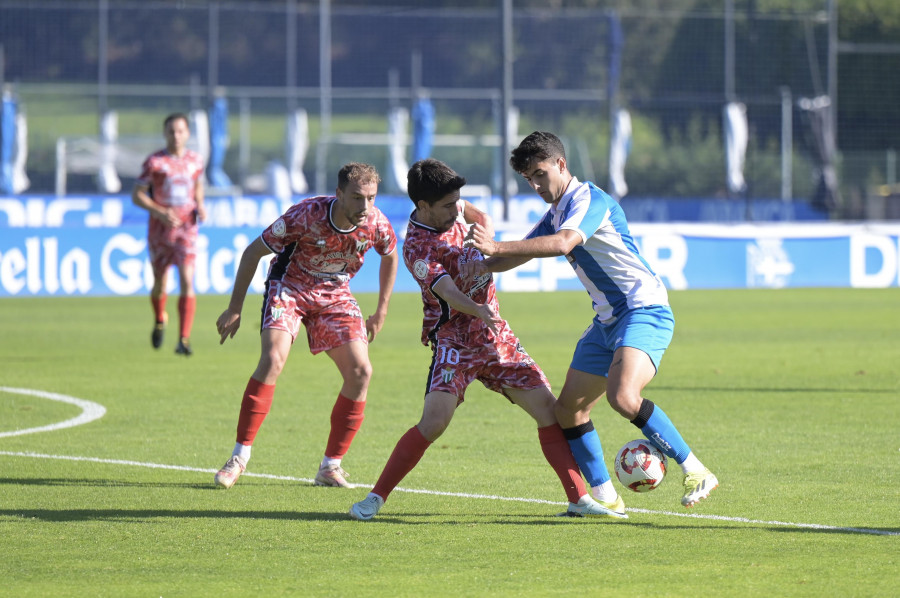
top-left (407, 158), bottom-right (467, 206)
top-left (337, 162), bottom-right (381, 190)
top-left (163, 113), bottom-right (189, 129)
top-left (509, 131), bottom-right (567, 173)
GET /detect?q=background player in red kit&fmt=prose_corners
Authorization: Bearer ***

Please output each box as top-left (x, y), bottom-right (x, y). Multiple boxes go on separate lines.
top-left (132, 112), bottom-right (206, 356)
top-left (348, 159), bottom-right (623, 521)
top-left (214, 162), bottom-right (398, 489)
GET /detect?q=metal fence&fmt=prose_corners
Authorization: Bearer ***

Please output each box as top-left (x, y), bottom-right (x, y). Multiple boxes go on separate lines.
top-left (1, 0), bottom-right (894, 219)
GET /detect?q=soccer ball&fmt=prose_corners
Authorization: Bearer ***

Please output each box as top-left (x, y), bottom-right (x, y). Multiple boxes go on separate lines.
top-left (614, 439), bottom-right (668, 492)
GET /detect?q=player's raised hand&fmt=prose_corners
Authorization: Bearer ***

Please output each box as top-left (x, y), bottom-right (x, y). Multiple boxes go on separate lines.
top-left (464, 222), bottom-right (499, 256)
top-left (474, 302), bottom-right (503, 336)
top-left (216, 308), bottom-right (242, 344)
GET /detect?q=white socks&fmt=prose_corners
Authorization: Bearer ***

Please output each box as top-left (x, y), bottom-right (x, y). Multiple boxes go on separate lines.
top-left (591, 480), bottom-right (618, 503)
top-left (679, 451), bottom-right (704, 474)
top-left (233, 442), bottom-right (251, 462)
top-left (320, 456), bottom-right (341, 469)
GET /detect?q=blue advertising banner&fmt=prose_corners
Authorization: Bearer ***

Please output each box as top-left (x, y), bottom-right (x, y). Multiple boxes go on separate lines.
top-left (1, 194), bottom-right (897, 297)
top-left (2, 222), bottom-right (899, 297)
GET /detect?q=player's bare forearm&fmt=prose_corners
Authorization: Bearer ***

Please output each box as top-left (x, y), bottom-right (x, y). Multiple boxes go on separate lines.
top-left (467, 223), bottom-right (578, 259)
top-left (375, 250), bottom-right (399, 316)
top-left (367, 252), bottom-right (396, 343)
top-left (483, 255), bottom-right (531, 272)
top-left (431, 276), bottom-right (501, 335)
top-left (132, 184), bottom-right (179, 228)
top-left (194, 182), bottom-right (207, 223)
top-left (227, 236), bottom-right (270, 313)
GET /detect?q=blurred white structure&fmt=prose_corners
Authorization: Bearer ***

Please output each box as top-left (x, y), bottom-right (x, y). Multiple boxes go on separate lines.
top-left (724, 101), bottom-right (748, 195)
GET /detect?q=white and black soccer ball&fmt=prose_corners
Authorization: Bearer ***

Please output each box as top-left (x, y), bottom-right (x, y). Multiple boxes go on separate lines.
top-left (614, 439), bottom-right (668, 493)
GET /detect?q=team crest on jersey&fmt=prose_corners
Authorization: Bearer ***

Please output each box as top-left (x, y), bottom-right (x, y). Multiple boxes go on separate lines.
top-left (515, 342), bottom-right (535, 365)
top-left (355, 239), bottom-right (368, 253)
top-left (441, 367), bottom-right (455, 384)
top-left (413, 259), bottom-right (429, 280)
top-left (271, 218), bottom-right (287, 238)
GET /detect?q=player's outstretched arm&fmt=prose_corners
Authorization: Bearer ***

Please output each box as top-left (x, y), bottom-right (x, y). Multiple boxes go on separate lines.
top-left (216, 236), bottom-right (271, 344)
top-left (465, 223), bottom-right (581, 259)
top-left (431, 276), bottom-right (502, 336)
top-left (366, 249), bottom-right (399, 342)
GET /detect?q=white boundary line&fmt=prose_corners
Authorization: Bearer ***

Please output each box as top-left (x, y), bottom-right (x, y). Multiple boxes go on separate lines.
top-left (0, 450), bottom-right (896, 537)
top-left (0, 386), bottom-right (106, 438)
top-left (1, 387), bottom-right (896, 537)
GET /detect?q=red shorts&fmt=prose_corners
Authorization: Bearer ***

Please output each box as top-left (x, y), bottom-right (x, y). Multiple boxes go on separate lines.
top-left (261, 280), bottom-right (367, 354)
top-left (148, 216), bottom-right (198, 272)
top-left (425, 324), bottom-right (549, 401)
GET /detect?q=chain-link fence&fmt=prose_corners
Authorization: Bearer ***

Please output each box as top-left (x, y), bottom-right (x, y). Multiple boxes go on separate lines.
top-left (1, 0), bottom-right (895, 218)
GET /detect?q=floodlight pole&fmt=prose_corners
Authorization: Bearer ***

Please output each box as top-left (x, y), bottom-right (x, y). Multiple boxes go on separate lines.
top-left (208, 1), bottom-right (219, 104)
top-left (315, 0), bottom-right (332, 194)
top-left (286, 0), bottom-right (298, 112)
top-left (780, 86), bottom-right (792, 202)
top-left (499, 0), bottom-right (513, 221)
top-left (98, 0), bottom-right (109, 113)
top-left (724, 0), bottom-right (735, 103)
top-left (827, 0), bottom-right (838, 149)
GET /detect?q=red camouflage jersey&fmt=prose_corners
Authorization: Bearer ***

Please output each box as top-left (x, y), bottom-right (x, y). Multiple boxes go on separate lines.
top-left (137, 149), bottom-right (204, 219)
top-left (261, 195), bottom-right (397, 291)
top-left (404, 212), bottom-right (497, 346)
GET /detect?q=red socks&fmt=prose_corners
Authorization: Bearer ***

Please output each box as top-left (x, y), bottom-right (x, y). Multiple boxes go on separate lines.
top-left (178, 295), bottom-right (196, 339)
top-left (538, 424), bottom-right (588, 503)
top-left (236, 378), bottom-right (276, 445)
top-left (371, 426), bottom-right (432, 502)
top-left (324, 395), bottom-right (366, 460)
top-left (151, 295), bottom-right (167, 323)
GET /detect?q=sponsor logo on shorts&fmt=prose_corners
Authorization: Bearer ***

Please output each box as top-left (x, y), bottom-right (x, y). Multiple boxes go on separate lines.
top-left (271, 218), bottom-right (287, 238)
top-left (441, 367), bottom-right (455, 383)
top-left (615, 336), bottom-right (624, 346)
top-left (414, 259), bottom-right (428, 280)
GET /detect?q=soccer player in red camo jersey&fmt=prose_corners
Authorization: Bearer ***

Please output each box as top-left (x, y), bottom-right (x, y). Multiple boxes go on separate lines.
top-left (213, 163), bottom-right (399, 489)
top-left (132, 113), bottom-right (206, 356)
top-left (348, 159), bottom-right (625, 521)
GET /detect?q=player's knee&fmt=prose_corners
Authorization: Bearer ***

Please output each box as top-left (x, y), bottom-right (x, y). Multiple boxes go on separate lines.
top-left (355, 360), bottom-right (373, 383)
top-left (416, 417), bottom-right (449, 442)
top-left (606, 389), bottom-right (641, 419)
top-left (257, 351), bottom-right (287, 380)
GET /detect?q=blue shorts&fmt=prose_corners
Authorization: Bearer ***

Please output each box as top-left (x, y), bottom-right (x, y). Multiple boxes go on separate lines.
top-left (570, 305), bottom-right (675, 377)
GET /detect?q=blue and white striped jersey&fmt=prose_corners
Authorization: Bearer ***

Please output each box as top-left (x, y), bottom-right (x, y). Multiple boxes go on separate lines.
top-left (525, 177), bottom-right (669, 324)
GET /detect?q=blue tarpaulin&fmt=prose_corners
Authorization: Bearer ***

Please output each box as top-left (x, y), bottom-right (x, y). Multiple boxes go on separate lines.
top-left (207, 96), bottom-right (232, 188)
top-left (0, 93), bottom-right (16, 195)
top-left (411, 97), bottom-right (435, 163)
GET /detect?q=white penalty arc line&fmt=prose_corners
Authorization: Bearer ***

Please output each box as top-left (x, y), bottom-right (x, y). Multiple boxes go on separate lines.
top-left (0, 450), bottom-right (895, 537)
top-left (0, 387), bottom-right (106, 438)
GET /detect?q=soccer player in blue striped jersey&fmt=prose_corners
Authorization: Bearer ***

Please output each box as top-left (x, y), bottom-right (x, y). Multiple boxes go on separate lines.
top-left (464, 131), bottom-right (718, 510)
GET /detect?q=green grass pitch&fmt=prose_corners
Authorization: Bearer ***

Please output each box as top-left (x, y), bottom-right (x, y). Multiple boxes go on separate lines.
top-left (1, 288), bottom-right (898, 597)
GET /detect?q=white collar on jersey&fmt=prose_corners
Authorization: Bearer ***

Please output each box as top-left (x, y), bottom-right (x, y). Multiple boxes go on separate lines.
top-left (550, 176), bottom-right (582, 215)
